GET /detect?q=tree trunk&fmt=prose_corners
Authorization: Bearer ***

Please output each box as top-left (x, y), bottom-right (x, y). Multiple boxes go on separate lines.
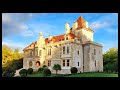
top-left (56, 70), bottom-right (58, 75)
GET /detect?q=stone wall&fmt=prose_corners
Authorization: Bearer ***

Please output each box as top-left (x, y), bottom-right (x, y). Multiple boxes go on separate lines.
top-left (72, 43), bottom-right (83, 72)
top-left (83, 43), bottom-right (103, 72)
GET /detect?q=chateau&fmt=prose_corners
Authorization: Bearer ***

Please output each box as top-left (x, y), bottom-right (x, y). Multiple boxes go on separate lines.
top-left (23, 16), bottom-right (103, 74)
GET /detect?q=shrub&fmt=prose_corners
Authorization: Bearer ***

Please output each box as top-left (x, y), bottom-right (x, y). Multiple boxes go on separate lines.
top-left (27, 68), bottom-right (33, 74)
top-left (70, 67), bottom-right (78, 74)
top-left (19, 69), bottom-right (27, 77)
top-left (38, 68), bottom-right (44, 72)
top-left (43, 65), bottom-right (47, 68)
top-left (43, 68), bottom-right (51, 76)
top-left (2, 68), bottom-right (15, 77)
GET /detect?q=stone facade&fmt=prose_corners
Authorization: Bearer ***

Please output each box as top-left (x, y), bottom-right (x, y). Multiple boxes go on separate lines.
top-left (23, 16), bottom-right (103, 74)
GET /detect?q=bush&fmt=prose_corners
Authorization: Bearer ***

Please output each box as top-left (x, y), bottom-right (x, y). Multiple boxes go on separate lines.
top-left (38, 68), bottom-right (44, 72)
top-left (27, 68), bottom-right (33, 74)
top-left (38, 66), bottom-right (48, 73)
top-left (43, 68), bottom-right (51, 76)
top-left (70, 67), bottom-right (78, 74)
top-left (2, 68), bottom-right (15, 77)
top-left (43, 65), bottom-right (47, 68)
top-left (19, 69), bottom-right (27, 77)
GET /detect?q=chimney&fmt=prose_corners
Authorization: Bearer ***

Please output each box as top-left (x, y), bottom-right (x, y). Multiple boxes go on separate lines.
top-left (49, 35), bottom-right (53, 40)
top-left (85, 21), bottom-right (88, 28)
top-left (65, 23), bottom-right (70, 34)
top-left (72, 22), bottom-right (75, 30)
top-left (39, 32), bottom-right (43, 39)
top-left (75, 22), bottom-right (78, 28)
top-left (72, 22), bottom-right (78, 29)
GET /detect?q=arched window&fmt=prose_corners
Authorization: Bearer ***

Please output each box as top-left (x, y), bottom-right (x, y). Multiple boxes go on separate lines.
top-left (36, 61), bottom-right (40, 67)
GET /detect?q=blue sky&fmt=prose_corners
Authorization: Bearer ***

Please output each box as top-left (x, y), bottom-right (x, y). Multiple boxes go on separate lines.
top-left (2, 13), bottom-right (118, 53)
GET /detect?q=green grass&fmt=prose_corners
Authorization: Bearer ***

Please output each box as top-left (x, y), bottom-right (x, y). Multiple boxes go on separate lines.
top-left (64, 72), bottom-right (118, 77)
top-left (27, 72), bottom-right (118, 77)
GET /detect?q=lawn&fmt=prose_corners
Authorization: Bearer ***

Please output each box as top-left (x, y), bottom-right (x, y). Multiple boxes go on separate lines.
top-left (27, 72), bottom-right (118, 77)
top-left (64, 72), bottom-right (118, 77)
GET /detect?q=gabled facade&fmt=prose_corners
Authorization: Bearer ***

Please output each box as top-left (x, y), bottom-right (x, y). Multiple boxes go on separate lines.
top-left (23, 16), bottom-right (103, 74)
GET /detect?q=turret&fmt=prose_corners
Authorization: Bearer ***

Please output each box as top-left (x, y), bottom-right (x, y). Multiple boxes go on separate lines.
top-left (72, 22), bottom-right (78, 29)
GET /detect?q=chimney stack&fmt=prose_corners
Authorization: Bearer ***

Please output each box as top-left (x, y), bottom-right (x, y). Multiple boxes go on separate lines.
top-left (65, 23), bottom-right (70, 34)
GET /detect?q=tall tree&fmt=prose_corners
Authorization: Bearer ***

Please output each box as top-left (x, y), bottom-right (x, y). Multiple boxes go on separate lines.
top-left (2, 45), bottom-right (13, 67)
top-left (103, 48), bottom-right (118, 72)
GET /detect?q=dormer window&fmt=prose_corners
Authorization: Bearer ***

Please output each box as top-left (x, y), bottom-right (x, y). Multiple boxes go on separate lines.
top-left (66, 37), bottom-right (68, 40)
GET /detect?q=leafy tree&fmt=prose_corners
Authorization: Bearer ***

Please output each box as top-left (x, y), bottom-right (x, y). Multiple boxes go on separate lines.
top-left (103, 48), bottom-right (118, 72)
top-left (53, 64), bottom-right (61, 75)
top-left (2, 45), bottom-right (13, 67)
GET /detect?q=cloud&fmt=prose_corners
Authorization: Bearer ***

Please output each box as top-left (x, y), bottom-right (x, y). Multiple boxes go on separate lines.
top-left (112, 13), bottom-right (118, 16)
top-left (2, 13), bottom-right (34, 38)
top-left (105, 28), bottom-right (118, 34)
top-left (28, 23), bottom-right (60, 38)
top-left (2, 39), bottom-right (28, 53)
top-left (100, 41), bottom-right (118, 53)
top-left (90, 21), bottom-right (114, 30)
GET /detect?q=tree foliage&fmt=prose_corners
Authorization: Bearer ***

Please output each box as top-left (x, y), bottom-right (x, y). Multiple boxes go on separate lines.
top-left (103, 48), bottom-right (118, 72)
top-left (2, 45), bottom-right (24, 77)
top-left (2, 45), bottom-right (24, 68)
top-left (53, 64), bottom-right (61, 75)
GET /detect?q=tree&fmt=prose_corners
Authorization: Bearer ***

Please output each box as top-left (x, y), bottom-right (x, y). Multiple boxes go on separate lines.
top-left (2, 45), bottom-right (13, 67)
top-left (103, 48), bottom-right (118, 72)
top-left (53, 64), bottom-right (61, 75)
top-left (13, 49), bottom-right (20, 60)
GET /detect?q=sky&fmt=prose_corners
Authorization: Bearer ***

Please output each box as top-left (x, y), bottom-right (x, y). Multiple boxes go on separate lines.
top-left (2, 13), bottom-right (118, 53)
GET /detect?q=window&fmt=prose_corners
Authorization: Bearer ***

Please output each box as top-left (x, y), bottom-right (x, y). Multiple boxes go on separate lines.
top-left (48, 49), bottom-right (49, 55)
top-left (35, 47), bottom-right (38, 56)
top-left (78, 62), bottom-right (79, 66)
top-left (67, 60), bottom-right (69, 66)
top-left (63, 46), bottom-right (65, 54)
top-left (29, 61), bottom-right (32, 67)
top-left (66, 37), bottom-right (68, 40)
top-left (95, 60), bottom-right (96, 67)
top-left (48, 49), bottom-right (51, 55)
top-left (77, 51), bottom-right (79, 55)
top-left (50, 49), bottom-right (51, 55)
top-left (39, 50), bottom-right (41, 56)
top-left (30, 50), bottom-right (32, 56)
top-left (67, 47), bottom-right (69, 54)
top-left (94, 49), bottom-right (96, 55)
top-left (48, 60), bottom-right (51, 66)
top-left (63, 60), bottom-right (65, 66)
